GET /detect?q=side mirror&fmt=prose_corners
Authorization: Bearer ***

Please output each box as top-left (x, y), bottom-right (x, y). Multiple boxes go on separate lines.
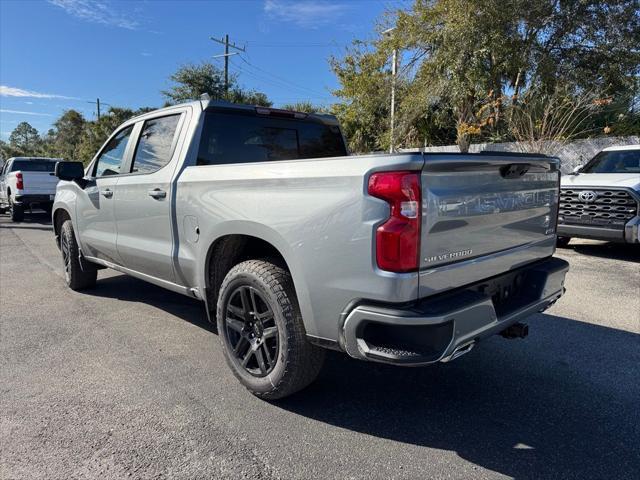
top-left (55, 161), bottom-right (85, 181)
top-left (572, 164), bottom-right (584, 174)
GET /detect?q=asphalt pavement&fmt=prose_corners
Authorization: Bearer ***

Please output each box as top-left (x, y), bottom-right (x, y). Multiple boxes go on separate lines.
top-left (1, 212), bottom-right (639, 479)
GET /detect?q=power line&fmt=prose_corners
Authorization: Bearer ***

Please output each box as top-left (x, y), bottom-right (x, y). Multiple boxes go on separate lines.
top-left (236, 55), bottom-right (329, 98)
top-left (229, 58), bottom-right (333, 100)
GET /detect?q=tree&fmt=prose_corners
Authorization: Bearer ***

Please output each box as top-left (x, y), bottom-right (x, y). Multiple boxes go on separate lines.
top-left (330, 41), bottom-right (392, 152)
top-left (8, 122), bottom-right (40, 156)
top-left (331, 0), bottom-right (640, 152)
top-left (280, 101), bottom-right (329, 114)
top-left (76, 107), bottom-right (145, 165)
top-left (51, 110), bottom-right (86, 160)
top-left (0, 140), bottom-right (22, 161)
top-left (162, 61), bottom-right (271, 106)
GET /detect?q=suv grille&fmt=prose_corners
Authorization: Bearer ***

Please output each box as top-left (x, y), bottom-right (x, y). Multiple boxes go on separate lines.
top-left (559, 188), bottom-right (638, 228)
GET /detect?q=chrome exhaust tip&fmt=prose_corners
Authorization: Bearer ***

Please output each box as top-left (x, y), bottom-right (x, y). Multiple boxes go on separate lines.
top-left (441, 341), bottom-right (475, 363)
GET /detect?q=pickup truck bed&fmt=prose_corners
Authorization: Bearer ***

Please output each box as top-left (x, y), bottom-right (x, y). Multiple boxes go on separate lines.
top-left (51, 99), bottom-right (568, 399)
top-left (0, 157), bottom-right (60, 221)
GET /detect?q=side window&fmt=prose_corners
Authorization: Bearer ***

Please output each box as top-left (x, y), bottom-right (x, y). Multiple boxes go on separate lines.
top-left (196, 112), bottom-right (347, 166)
top-left (130, 114), bottom-right (181, 174)
top-left (94, 126), bottom-right (133, 177)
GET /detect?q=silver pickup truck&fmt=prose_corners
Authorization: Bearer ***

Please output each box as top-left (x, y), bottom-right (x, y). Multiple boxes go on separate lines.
top-left (52, 99), bottom-right (569, 399)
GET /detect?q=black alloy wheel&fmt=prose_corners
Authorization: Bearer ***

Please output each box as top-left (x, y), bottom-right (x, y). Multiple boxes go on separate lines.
top-left (223, 285), bottom-right (279, 377)
top-left (60, 226), bottom-right (72, 284)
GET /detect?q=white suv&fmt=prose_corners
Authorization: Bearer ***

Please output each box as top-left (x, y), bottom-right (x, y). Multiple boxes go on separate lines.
top-left (558, 145), bottom-right (640, 246)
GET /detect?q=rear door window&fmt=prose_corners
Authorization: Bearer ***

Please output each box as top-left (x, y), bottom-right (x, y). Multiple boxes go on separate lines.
top-left (130, 114), bottom-right (181, 174)
top-left (197, 111), bottom-right (346, 166)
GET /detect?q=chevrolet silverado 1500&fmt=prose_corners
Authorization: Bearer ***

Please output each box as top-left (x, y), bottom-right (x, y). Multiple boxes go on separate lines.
top-left (52, 100), bottom-right (569, 399)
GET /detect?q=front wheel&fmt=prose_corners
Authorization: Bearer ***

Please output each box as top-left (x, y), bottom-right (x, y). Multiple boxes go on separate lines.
top-left (216, 260), bottom-right (325, 400)
top-left (60, 220), bottom-right (97, 290)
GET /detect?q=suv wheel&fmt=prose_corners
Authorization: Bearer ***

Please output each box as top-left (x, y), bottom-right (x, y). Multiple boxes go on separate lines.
top-left (9, 197), bottom-right (24, 222)
top-left (216, 259), bottom-right (325, 400)
top-left (60, 220), bottom-right (97, 290)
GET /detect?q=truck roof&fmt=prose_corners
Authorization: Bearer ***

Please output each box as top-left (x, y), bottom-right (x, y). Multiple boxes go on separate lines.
top-left (128, 99), bottom-right (339, 125)
top-left (6, 157), bottom-right (61, 162)
top-left (602, 144), bottom-right (640, 152)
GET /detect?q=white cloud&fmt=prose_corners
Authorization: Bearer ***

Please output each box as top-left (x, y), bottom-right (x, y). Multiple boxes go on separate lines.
top-left (48, 0), bottom-right (139, 30)
top-left (0, 109), bottom-right (53, 117)
top-left (141, 51), bottom-right (152, 57)
top-left (0, 85), bottom-right (78, 100)
top-left (264, 0), bottom-right (349, 28)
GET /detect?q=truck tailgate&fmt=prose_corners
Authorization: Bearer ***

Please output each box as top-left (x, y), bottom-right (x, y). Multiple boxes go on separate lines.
top-left (19, 171), bottom-right (59, 195)
top-left (419, 153), bottom-right (559, 296)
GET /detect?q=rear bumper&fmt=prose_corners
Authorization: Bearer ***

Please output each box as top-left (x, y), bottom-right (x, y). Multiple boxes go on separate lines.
top-left (341, 257), bottom-right (569, 366)
top-left (557, 215), bottom-right (640, 244)
top-left (14, 194), bottom-right (55, 206)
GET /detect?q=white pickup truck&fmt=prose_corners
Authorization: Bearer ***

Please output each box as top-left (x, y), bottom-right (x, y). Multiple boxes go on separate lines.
top-left (0, 157), bottom-right (60, 221)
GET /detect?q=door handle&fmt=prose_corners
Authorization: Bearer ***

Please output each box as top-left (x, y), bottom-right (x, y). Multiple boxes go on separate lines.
top-left (148, 188), bottom-right (166, 199)
top-left (100, 188), bottom-right (113, 198)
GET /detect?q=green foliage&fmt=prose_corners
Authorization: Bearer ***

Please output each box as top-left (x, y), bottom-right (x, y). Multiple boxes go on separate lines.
top-left (0, 139), bottom-right (24, 160)
top-left (330, 41), bottom-right (391, 152)
top-left (76, 107), bottom-right (147, 165)
top-left (8, 122), bottom-right (41, 155)
top-left (162, 61), bottom-right (272, 107)
top-left (162, 62), bottom-right (227, 104)
top-left (279, 101), bottom-right (329, 114)
top-left (331, 0), bottom-right (640, 152)
top-left (51, 110), bottom-right (86, 161)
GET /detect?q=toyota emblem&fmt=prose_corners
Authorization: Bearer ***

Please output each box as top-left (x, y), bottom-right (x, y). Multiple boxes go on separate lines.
top-left (578, 190), bottom-right (598, 203)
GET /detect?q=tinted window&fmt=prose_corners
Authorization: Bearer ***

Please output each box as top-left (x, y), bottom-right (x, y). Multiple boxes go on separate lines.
top-left (11, 160), bottom-right (56, 172)
top-left (197, 111), bottom-right (347, 166)
top-left (131, 114), bottom-right (181, 174)
top-left (95, 126), bottom-right (133, 177)
top-left (582, 150), bottom-right (640, 173)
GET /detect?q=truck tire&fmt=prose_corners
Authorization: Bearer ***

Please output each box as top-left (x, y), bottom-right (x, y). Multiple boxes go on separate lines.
top-left (556, 236), bottom-right (571, 248)
top-left (216, 259), bottom-right (325, 400)
top-left (9, 197), bottom-right (24, 222)
top-left (60, 220), bottom-right (97, 290)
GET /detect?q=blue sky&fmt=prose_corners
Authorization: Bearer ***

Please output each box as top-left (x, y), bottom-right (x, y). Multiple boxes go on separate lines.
top-left (0, 0), bottom-right (397, 140)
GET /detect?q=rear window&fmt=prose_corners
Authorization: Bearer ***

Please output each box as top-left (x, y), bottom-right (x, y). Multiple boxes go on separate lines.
top-left (197, 111), bottom-right (347, 166)
top-left (11, 160), bottom-right (56, 172)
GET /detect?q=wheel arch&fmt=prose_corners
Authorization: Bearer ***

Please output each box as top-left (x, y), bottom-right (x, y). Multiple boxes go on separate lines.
top-left (202, 231), bottom-right (312, 332)
top-left (53, 207), bottom-right (72, 248)
top-left (204, 234), bottom-right (290, 314)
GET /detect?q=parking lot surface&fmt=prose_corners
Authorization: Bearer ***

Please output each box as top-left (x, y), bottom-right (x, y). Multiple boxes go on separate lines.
top-left (1, 212), bottom-right (639, 479)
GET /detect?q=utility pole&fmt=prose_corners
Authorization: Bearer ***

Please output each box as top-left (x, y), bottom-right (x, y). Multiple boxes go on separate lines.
top-left (390, 48), bottom-right (397, 153)
top-left (383, 27), bottom-right (398, 153)
top-left (211, 34), bottom-right (246, 93)
top-left (87, 98), bottom-right (109, 120)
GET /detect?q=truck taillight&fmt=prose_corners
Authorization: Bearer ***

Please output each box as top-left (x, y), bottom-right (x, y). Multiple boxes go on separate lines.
top-left (15, 172), bottom-right (24, 190)
top-left (368, 171), bottom-right (421, 272)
